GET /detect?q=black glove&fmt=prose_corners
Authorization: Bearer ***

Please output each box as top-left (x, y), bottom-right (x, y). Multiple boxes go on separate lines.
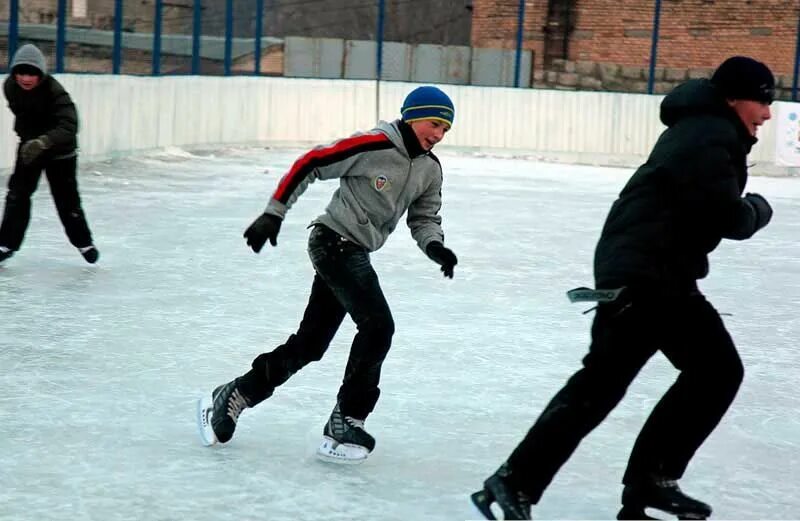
top-left (745, 192), bottom-right (772, 231)
top-left (426, 241), bottom-right (457, 279)
top-left (20, 135), bottom-right (51, 165)
top-left (243, 213), bottom-right (282, 253)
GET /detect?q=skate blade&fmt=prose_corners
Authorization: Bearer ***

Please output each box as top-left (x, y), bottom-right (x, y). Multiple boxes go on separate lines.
top-left (618, 505), bottom-right (707, 520)
top-left (618, 506), bottom-right (661, 520)
top-left (315, 436), bottom-right (369, 465)
top-left (196, 395), bottom-right (218, 447)
top-left (654, 505), bottom-right (709, 520)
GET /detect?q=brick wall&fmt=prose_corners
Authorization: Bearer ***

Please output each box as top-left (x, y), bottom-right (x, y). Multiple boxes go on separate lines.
top-left (472, 0), bottom-right (799, 76)
top-left (471, 0), bottom-right (549, 70)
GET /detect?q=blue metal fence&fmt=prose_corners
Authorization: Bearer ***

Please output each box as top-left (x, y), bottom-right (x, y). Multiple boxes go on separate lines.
top-left (2, 0), bottom-right (799, 99)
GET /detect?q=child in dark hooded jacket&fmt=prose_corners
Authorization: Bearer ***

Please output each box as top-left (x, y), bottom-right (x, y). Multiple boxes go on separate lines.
top-left (0, 43), bottom-right (98, 264)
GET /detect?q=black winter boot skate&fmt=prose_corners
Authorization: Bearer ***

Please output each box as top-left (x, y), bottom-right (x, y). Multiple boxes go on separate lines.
top-left (79, 245), bottom-right (99, 264)
top-left (470, 463), bottom-right (532, 520)
top-left (196, 378), bottom-right (252, 446)
top-left (316, 404), bottom-right (375, 464)
top-left (0, 247), bottom-right (13, 263)
top-left (618, 477), bottom-right (712, 520)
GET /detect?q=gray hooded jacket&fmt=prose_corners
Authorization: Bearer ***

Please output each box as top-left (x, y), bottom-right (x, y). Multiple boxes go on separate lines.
top-left (265, 120), bottom-right (445, 253)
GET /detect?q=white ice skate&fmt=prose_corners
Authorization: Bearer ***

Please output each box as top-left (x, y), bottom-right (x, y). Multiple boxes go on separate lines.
top-left (315, 404), bottom-right (375, 464)
top-left (196, 394), bottom-right (218, 446)
top-left (196, 380), bottom-right (252, 447)
top-left (316, 436), bottom-right (371, 464)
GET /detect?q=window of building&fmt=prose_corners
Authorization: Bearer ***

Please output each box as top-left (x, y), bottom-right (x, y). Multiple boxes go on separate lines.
top-left (72, 0), bottom-right (88, 18)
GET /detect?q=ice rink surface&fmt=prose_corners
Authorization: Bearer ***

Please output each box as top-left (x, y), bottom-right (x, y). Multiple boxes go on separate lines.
top-left (1, 146), bottom-right (798, 520)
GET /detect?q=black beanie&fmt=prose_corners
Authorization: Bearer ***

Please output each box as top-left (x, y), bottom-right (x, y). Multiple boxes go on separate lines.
top-left (710, 56), bottom-right (775, 103)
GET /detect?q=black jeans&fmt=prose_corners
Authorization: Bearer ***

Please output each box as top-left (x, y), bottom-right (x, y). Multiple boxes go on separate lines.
top-left (0, 152), bottom-right (93, 251)
top-left (506, 288), bottom-right (744, 502)
top-left (248, 224), bottom-right (394, 420)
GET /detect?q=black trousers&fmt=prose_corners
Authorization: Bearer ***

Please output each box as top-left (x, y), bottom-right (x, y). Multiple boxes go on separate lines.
top-left (506, 288), bottom-right (744, 502)
top-left (0, 152), bottom-right (93, 251)
top-left (247, 224), bottom-right (395, 420)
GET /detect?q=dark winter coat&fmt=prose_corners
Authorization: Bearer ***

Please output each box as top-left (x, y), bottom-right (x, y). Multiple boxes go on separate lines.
top-left (593, 79), bottom-right (764, 292)
top-left (3, 45), bottom-right (78, 158)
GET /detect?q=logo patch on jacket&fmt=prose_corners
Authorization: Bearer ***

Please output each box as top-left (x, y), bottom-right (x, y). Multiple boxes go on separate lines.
top-left (373, 175), bottom-right (390, 192)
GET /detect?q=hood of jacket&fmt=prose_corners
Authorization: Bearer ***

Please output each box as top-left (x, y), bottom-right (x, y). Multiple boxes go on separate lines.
top-left (10, 44), bottom-right (48, 76)
top-left (660, 78), bottom-right (756, 148)
top-left (375, 120), bottom-right (416, 158)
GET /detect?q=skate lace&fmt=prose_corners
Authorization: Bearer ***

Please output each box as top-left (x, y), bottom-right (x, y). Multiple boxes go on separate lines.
top-left (655, 477), bottom-right (679, 490)
top-left (345, 416), bottom-right (365, 429)
top-left (226, 389), bottom-right (249, 423)
top-left (516, 489), bottom-right (533, 515)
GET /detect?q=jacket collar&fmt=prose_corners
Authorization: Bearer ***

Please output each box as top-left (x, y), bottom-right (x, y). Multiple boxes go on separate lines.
top-left (398, 119), bottom-right (427, 158)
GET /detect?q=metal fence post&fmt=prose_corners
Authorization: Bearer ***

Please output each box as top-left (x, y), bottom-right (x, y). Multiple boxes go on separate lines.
top-left (224, 0), bottom-right (233, 76)
top-left (56, 0), bottom-right (67, 72)
top-left (376, 0), bottom-right (386, 122)
top-left (8, 0), bottom-right (19, 69)
top-left (112, 0), bottom-right (123, 74)
top-left (255, 0), bottom-right (264, 75)
top-left (153, 0), bottom-right (162, 75)
top-left (192, 0), bottom-right (202, 74)
top-left (647, 0), bottom-right (662, 94)
top-left (514, 0), bottom-right (526, 88)
top-left (792, 6), bottom-right (800, 101)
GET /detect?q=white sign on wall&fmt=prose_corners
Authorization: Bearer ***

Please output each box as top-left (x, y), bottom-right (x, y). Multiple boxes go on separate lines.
top-left (774, 101), bottom-right (800, 166)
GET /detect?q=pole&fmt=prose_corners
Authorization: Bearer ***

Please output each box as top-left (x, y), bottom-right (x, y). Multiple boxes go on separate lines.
top-left (8, 0), bottom-right (19, 69)
top-left (647, 0), bottom-right (662, 94)
top-left (192, 0), bottom-right (202, 74)
top-left (224, 0), bottom-right (233, 76)
top-left (153, 0), bottom-right (163, 75)
top-left (254, 0), bottom-right (264, 75)
top-left (56, 0), bottom-right (67, 72)
top-left (792, 6), bottom-right (800, 101)
top-left (375, 0), bottom-right (386, 122)
top-left (112, 0), bottom-right (123, 74)
top-left (514, 0), bottom-right (526, 88)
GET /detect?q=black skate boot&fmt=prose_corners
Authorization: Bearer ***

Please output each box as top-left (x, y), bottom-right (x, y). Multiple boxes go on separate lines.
top-left (618, 477), bottom-right (712, 520)
top-left (79, 245), bottom-right (99, 264)
top-left (0, 247), bottom-right (13, 263)
top-left (196, 378), bottom-right (252, 446)
top-left (316, 404), bottom-right (375, 464)
top-left (470, 463), bottom-right (532, 520)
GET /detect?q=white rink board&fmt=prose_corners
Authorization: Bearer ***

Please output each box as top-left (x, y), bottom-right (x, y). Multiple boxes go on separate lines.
top-left (0, 76), bottom-right (785, 172)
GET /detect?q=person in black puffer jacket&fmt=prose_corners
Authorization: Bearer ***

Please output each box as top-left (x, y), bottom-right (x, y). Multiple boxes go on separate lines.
top-left (472, 56), bottom-right (774, 521)
top-left (0, 43), bottom-right (98, 264)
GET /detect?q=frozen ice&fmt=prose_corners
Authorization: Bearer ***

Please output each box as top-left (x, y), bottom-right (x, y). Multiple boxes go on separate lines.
top-left (1, 146), bottom-right (798, 520)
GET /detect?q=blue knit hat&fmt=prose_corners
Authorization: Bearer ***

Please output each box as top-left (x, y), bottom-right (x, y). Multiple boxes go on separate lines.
top-left (401, 86), bottom-right (454, 126)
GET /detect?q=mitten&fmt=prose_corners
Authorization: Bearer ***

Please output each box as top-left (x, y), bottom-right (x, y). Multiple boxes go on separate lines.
top-left (20, 135), bottom-right (51, 165)
top-left (744, 192), bottom-right (772, 231)
top-left (426, 241), bottom-right (458, 279)
top-left (243, 213), bottom-right (282, 253)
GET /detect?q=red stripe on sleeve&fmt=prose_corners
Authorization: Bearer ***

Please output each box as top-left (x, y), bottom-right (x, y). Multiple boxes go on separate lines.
top-left (272, 132), bottom-right (391, 202)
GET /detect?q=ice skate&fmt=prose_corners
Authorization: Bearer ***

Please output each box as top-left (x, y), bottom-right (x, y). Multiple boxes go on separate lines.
top-left (79, 245), bottom-right (99, 264)
top-left (0, 247), bottom-right (13, 263)
top-left (470, 463), bottom-right (532, 520)
top-left (617, 478), bottom-right (712, 520)
top-left (196, 379), bottom-right (252, 446)
top-left (316, 404), bottom-right (375, 464)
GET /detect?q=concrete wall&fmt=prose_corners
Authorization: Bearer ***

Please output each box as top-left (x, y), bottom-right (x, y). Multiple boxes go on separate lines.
top-left (284, 37), bottom-right (531, 87)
